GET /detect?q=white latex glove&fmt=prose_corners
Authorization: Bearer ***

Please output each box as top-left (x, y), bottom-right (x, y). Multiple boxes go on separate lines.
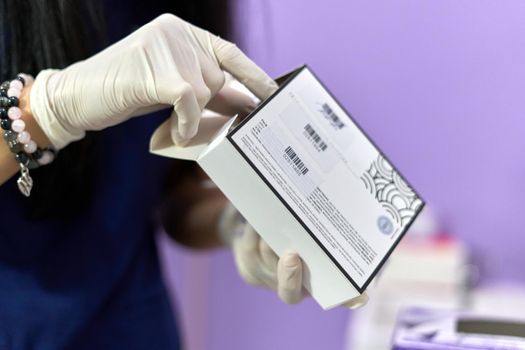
top-left (30, 13), bottom-right (277, 150)
top-left (219, 203), bottom-right (370, 307)
top-left (219, 203), bottom-right (306, 304)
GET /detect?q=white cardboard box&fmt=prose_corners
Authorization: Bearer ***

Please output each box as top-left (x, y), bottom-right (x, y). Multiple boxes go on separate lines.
top-left (150, 66), bottom-right (424, 309)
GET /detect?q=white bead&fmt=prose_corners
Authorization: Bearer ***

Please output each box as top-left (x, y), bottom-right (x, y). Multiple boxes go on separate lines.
top-left (7, 88), bottom-right (21, 98)
top-left (9, 80), bottom-right (23, 91)
top-left (7, 107), bottom-right (22, 120)
top-left (11, 119), bottom-right (25, 133)
top-left (17, 131), bottom-right (31, 144)
top-left (38, 151), bottom-right (54, 165)
top-left (24, 140), bottom-right (37, 154)
top-left (18, 73), bottom-right (34, 84)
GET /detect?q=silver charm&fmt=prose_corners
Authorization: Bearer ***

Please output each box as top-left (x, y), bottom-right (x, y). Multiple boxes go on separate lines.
top-left (17, 165), bottom-right (33, 197)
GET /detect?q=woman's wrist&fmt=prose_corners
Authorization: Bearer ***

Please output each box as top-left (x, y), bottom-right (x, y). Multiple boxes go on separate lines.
top-left (19, 83), bottom-right (52, 148)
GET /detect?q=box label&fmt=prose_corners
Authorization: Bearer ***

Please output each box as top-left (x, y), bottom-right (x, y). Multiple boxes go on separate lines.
top-left (229, 68), bottom-right (423, 290)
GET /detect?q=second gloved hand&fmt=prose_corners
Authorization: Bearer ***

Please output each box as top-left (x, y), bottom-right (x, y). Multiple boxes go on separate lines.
top-left (29, 13), bottom-right (277, 150)
top-left (234, 225), bottom-right (306, 304)
top-left (219, 203), bottom-right (370, 307)
top-left (219, 203), bottom-right (305, 304)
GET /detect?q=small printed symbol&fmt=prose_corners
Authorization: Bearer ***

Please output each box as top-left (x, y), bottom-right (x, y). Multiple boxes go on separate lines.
top-left (377, 216), bottom-right (394, 235)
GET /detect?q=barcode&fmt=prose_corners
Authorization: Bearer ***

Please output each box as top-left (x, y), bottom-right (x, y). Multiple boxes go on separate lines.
top-left (321, 103), bottom-right (345, 130)
top-left (284, 146), bottom-right (309, 175)
top-left (304, 124), bottom-right (328, 151)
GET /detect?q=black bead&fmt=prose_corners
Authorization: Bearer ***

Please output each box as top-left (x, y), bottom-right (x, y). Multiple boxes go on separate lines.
top-left (0, 97), bottom-right (10, 108)
top-left (16, 75), bottom-right (25, 86)
top-left (32, 148), bottom-right (43, 160)
top-left (8, 96), bottom-right (19, 107)
top-left (15, 152), bottom-right (28, 164)
top-left (27, 159), bottom-right (40, 170)
top-left (9, 142), bottom-right (24, 154)
top-left (0, 88), bottom-right (7, 97)
top-left (1, 118), bottom-right (11, 130)
top-left (0, 81), bottom-right (10, 90)
top-left (0, 107), bottom-right (7, 119)
top-left (3, 130), bottom-right (16, 142)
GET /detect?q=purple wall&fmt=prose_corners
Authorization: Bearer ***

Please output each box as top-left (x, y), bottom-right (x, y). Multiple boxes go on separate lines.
top-left (162, 1), bottom-right (525, 349)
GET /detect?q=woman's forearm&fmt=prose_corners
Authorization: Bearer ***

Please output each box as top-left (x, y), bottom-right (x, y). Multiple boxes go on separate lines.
top-left (182, 189), bottom-right (228, 248)
top-left (162, 184), bottom-right (227, 249)
top-left (0, 84), bottom-right (51, 186)
top-left (160, 164), bottom-right (227, 249)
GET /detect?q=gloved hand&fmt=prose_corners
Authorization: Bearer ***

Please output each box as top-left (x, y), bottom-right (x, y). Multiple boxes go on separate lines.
top-left (219, 203), bottom-right (370, 307)
top-left (219, 203), bottom-right (306, 304)
top-left (29, 13), bottom-right (277, 150)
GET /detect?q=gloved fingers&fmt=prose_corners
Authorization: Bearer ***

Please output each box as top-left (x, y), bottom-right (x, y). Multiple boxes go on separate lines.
top-left (342, 292), bottom-right (369, 309)
top-left (233, 244), bottom-right (265, 287)
top-left (173, 64), bottom-right (213, 110)
top-left (232, 225), bottom-right (264, 287)
top-left (238, 223), bottom-right (261, 254)
top-left (170, 83), bottom-right (202, 145)
top-left (277, 252), bottom-right (305, 304)
top-left (206, 86), bottom-right (257, 118)
top-left (200, 63), bottom-right (227, 97)
top-left (242, 225), bottom-right (278, 289)
top-left (188, 80), bottom-right (212, 111)
top-left (233, 225), bottom-right (278, 289)
top-left (212, 36), bottom-right (278, 101)
top-left (233, 243), bottom-right (277, 290)
top-left (258, 239), bottom-right (279, 275)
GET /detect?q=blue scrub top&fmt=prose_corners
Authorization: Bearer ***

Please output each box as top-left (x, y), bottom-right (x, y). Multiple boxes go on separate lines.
top-left (0, 4), bottom-right (182, 350)
top-left (0, 117), bottom-right (180, 350)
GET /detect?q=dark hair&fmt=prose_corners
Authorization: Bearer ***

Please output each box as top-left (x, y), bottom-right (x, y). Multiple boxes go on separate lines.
top-left (1, 0), bottom-right (231, 219)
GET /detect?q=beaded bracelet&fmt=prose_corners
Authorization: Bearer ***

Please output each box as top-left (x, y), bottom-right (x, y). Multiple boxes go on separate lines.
top-left (0, 74), bottom-right (56, 197)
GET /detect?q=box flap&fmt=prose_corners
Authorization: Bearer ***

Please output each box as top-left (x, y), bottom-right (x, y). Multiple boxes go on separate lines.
top-left (149, 115), bottom-right (234, 161)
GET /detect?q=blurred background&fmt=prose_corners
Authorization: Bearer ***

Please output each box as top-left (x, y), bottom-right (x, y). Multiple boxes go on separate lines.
top-left (158, 1), bottom-right (525, 349)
